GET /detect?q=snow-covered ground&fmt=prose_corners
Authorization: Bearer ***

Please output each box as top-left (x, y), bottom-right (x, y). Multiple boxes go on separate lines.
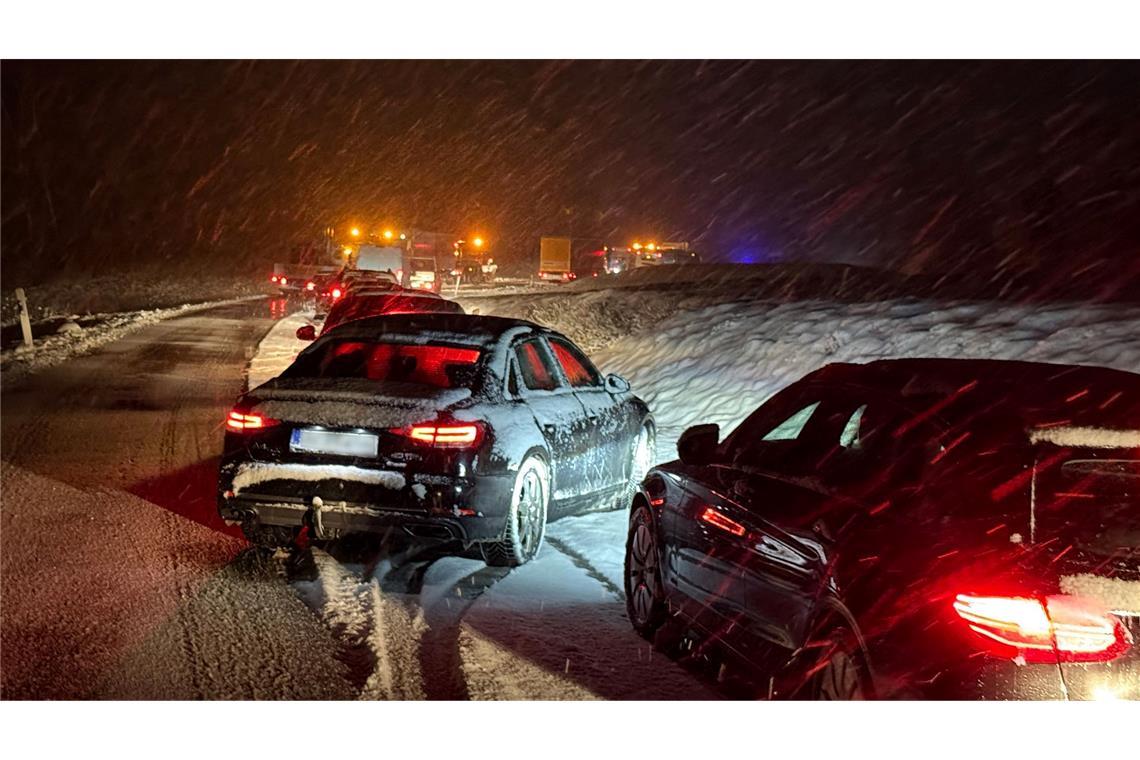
top-left (246, 309), bottom-right (314, 389)
top-left (7, 269), bottom-right (1136, 700)
top-left (232, 270), bottom-right (1140, 700)
top-left (248, 272), bottom-right (1140, 624)
top-left (1, 295), bottom-right (265, 383)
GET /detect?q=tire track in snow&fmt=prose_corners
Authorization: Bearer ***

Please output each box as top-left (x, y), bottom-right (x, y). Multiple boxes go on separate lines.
top-left (417, 563), bottom-right (511, 700)
top-left (544, 536), bottom-right (625, 601)
top-left (287, 546), bottom-right (430, 699)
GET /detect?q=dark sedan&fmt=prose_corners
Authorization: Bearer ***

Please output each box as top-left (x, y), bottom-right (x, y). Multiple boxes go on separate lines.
top-left (295, 291), bottom-right (464, 341)
top-left (625, 358), bottom-right (1139, 699)
top-left (220, 313), bottom-right (654, 566)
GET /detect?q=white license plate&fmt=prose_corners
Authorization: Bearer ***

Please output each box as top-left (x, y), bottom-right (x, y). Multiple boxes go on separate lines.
top-left (290, 428), bottom-right (378, 457)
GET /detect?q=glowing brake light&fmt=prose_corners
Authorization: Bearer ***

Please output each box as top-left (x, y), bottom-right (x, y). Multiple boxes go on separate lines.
top-left (331, 287), bottom-right (343, 300)
top-left (306, 281), bottom-right (315, 291)
top-left (953, 593), bottom-right (1131, 663)
top-left (700, 506), bottom-right (746, 537)
top-left (226, 410), bottom-right (278, 432)
top-left (270, 275), bottom-right (279, 283)
top-left (395, 421), bottom-right (485, 448)
top-left (280, 277), bottom-right (288, 286)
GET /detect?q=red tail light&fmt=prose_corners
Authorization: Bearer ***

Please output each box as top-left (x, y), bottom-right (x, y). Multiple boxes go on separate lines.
top-left (306, 281), bottom-right (315, 291)
top-left (280, 277), bottom-right (288, 286)
top-left (270, 275), bottom-right (279, 283)
top-left (331, 287), bottom-right (343, 300)
top-left (953, 593), bottom-right (1131, 663)
top-left (394, 421), bottom-right (485, 448)
top-left (700, 506), bottom-right (746, 537)
top-left (226, 410), bottom-right (278, 432)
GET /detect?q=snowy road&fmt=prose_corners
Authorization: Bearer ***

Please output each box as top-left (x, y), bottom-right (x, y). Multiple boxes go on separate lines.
top-left (5, 274), bottom-right (1138, 701)
top-left (0, 297), bottom-right (714, 699)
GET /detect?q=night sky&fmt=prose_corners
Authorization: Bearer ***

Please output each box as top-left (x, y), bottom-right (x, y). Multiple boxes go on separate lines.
top-left (3, 60), bottom-right (1139, 296)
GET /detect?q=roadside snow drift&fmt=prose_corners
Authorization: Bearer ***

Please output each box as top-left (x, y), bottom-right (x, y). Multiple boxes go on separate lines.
top-left (591, 298), bottom-right (1140, 459)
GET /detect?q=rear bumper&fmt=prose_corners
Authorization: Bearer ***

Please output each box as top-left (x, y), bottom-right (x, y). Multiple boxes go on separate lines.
top-left (221, 497), bottom-right (503, 543)
top-left (218, 465), bottom-right (514, 543)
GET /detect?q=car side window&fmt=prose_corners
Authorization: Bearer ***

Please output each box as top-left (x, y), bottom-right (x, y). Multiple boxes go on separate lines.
top-left (548, 338), bottom-right (602, 388)
top-left (514, 339), bottom-right (560, 392)
top-left (838, 404), bottom-right (867, 448)
top-left (761, 402), bottom-right (821, 441)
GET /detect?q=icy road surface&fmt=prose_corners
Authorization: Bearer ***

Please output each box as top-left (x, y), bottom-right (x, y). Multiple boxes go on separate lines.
top-left (0, 298), bottom-right (711, 699)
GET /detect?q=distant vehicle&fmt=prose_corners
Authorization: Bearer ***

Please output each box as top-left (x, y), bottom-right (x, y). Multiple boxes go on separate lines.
top-left (406, 256), bottom-right (441, 293)
top-left (297, 292), bottom-right (463, 340)
top-left (269, 273), bottom-right (301, 293)
top-left (574, 250), bottom-right (609, 279)
top-left (316, 268), bottom-right (401, 314)
top-left (603, 242), bottom-right (701, 274)
top-left (481, 257), bottom-right (499, 282)
top-left (355, 244), bottom-right (405, 276)
top-left (655, 248), bottom-right (702, 266)
top-left (450, 257), bottom-right (488, 285)
top-left (303, 272), bottom-right (337, 303)
top-left (219, 313), bottom-right (655, 567)
top-left (539, 237), bottom-right (576, 283)
top-left (626, 359), bottom-right (1140, 699)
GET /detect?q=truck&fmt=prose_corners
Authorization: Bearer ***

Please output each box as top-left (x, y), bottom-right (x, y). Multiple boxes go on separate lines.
top-left (538, 237), bottom-right (575, 283)
top-left (355, 244), bottom-right (405, 276)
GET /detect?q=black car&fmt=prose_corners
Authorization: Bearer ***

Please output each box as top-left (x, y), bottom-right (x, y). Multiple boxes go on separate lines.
top-left (295, 291), bottom-right (463, 341)
top-left (625, 359), bottom-right (1139, 699)
top-left (219, 313), bottom-right (654, 566)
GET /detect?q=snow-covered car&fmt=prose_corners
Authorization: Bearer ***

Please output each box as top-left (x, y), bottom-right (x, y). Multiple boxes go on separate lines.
top-left (625, 358), bottom-right (1140, 699)
top-left (295, 291), bottom-right (463, 341)
top-left (219, 313), bottom-right (655, 566)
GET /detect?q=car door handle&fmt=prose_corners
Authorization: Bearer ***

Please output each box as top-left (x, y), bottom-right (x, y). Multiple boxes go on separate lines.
top-left (543, 423), bottom-right (557, 435)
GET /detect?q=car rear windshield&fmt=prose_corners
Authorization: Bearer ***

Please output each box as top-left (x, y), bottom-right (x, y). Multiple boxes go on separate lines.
top-left (284, 340), bottom-right (483, 389)
top-left (325, 296), bottom-right (462, 330)
top-left (410, 259), bottom-right (435, 271)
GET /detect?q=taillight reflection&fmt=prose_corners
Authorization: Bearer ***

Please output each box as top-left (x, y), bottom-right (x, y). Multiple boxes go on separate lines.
top-left (953, 593), bottom-right (1130, 663)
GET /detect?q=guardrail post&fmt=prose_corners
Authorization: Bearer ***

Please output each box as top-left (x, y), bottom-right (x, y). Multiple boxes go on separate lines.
top-left (15, 288), bottom-right (34, 349)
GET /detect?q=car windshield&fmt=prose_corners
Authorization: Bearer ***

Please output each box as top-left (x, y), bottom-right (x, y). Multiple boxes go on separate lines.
top-left (283, 340), bottom-right (483, 389)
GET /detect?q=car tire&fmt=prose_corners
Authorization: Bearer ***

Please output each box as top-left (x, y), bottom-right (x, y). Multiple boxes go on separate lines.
top-left (800, 627), bottom-right (872, 700)
top-left (617, 422), bottom-right (654, 510)
top-left (481, 455), bottom-right (549, 567)
top-left (625, 502), bottom-right (667, 639)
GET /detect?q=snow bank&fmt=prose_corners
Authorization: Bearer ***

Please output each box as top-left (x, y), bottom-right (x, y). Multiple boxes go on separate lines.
top-left (246, 310), bottom-right (315, 389)
top-left (1, 275), bottom-right (265, 326)
top-left (0, 295), bottom-right (264, 382)
top-left (591, 299), bottom-right (1140, 461)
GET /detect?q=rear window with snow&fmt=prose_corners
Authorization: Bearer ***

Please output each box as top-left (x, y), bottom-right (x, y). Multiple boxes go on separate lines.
top-left (283, 340), bottom-right (483, 389)
top-left (325, 295), bottom-right (463, 331)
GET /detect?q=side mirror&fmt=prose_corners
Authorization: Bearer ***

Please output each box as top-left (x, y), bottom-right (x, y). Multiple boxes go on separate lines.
top-left (677, 423), bottom-right (719, 466)
top-left (604, 373), bottom-right (631, 394)
top-left (295, 324), bottom-right (317, 341)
